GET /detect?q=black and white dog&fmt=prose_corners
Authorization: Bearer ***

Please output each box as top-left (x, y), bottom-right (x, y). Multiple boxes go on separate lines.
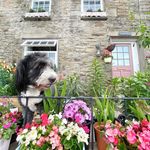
top-left (15, 53), bottom-right (57, 123)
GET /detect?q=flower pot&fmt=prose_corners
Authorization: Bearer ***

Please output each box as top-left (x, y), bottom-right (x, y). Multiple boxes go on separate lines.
top-left (94, 122), bottom-right (107, 150)
top-left (0, 138), bottom-right (11, 150)
top-left (104, 57), bottom-right (112, 64)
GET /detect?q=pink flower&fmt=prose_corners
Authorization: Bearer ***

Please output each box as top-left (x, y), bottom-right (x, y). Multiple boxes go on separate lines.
top-left (36, 140), bottom-right (42, 147)
top-left (74, 113), bottom-right (85, 124)
top-left (3, 122), bottom-right (12, 129)
top-left (52, 126), bottom-right (58, 133)
top-left (106, 128), bottom-right (114, 136)
top-left (127, 129), bottom-right (137, 144)
top-left (81, 125), bottom-right (90, 133)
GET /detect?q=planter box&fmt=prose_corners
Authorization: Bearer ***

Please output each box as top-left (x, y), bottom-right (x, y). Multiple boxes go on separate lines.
top-left (0, 138), bottom-right (11, 150)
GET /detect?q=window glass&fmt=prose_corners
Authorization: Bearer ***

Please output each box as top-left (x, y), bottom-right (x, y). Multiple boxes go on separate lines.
top-left (112, 60), bottom-right (117, 66)
top-left (33, 2), bottom-right (38, 11)
top-left (123, 46), bottom-right (129, 52)
top-left (112, 53), bottom-right (117, 59)
top-left (124, 53), bottom-right (129, 59)
top-left (45, 1), bottom-right (50, 11)
top-left (118, 53), bottom-right (124, 59)
top-left (124, 60), bottom-right (130, 66)
top-left (117, 47), bottom-right (123, 52)
top-left (118, 60), bottom-right (124, 66)
top-left (83, 0), bottom-right (101, 12)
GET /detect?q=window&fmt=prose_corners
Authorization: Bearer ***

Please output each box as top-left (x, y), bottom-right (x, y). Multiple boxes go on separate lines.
top-left (22, 40), bottom-right (58, 67)
top-left (81, 0), bottom-right (104, 12)
top-left (32, 0), bottom-right (51, 12)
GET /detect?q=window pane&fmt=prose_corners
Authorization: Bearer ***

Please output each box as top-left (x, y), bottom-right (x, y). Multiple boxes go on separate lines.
top-left (113, 47), bottom-right (117, 52)
top-left (112, 60), bottom-right (117, 66)
top-left (118, 60), bottom-right (124, 66)
top-left (33, 2), bottom-right (38, 11)
top-left (112, 53), bottom-right (117, 59)
top-left (45, 1), bottom-right (50, 11)
top-left (117, 47), bottom-right (123, 52)
top-left (124, 60), bottom-right (130, 66)
top-left (118, 53), bottom-right (124, 59)
top-left (48, 53), bottom-right (55, 64)
top-left (124, 53), bottom-right (129, 59)
top-left (123, 46), bottom-right (129, 52)
top-left (39, 1), bottom-right (44, 10)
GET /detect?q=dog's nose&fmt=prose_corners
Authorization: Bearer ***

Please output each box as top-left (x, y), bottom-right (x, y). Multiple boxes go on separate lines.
top-left (49, 78), bottom-right (56, 84)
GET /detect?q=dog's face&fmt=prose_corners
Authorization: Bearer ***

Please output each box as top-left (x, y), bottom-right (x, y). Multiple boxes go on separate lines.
top-left (16, 53), bottom-right (57, 93)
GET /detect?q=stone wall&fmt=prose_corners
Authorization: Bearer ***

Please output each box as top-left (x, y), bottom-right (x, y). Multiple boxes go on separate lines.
top-left (0, 0), bottom-right (149, 77)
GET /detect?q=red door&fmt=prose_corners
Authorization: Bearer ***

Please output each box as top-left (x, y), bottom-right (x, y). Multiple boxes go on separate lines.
top-left (112, 43), bottom-right (133, 77)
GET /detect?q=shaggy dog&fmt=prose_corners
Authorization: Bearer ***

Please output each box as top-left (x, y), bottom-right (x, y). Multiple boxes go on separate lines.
top-left (15, 53), bottom-right (57, 123)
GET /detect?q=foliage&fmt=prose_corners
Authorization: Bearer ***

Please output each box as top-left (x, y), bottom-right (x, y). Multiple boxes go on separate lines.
top-left (86, 58), bottom-right (107, 97)
top-left (0, 61), bottom-right (17, 96)
top-left (111, 72), bottom-right (150, 97)
top-left (136, 22), bottom-right (150, 48)
top-left (129, 101), bottom-right (150, 121)
top-left (43, 74), bottom-right (84, 113)
top-left (94, 90), bottom-right (115, 124)
top-left (17, 113), bottom-right (89, 150)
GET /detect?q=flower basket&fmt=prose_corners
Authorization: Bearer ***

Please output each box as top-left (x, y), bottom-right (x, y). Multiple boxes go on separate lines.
top-left (0, 138), bottom-right (11, 150)
top-left (94, 122), bottom-right (107, 150)
top-left (103, 56), bottom-right (112, 64)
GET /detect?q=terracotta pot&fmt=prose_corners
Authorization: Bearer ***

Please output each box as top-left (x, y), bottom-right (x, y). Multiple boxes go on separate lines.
top-left (94, 122), bottom-right (107, 150)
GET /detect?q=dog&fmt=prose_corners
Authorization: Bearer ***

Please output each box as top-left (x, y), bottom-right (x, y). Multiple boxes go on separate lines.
top-left (15, 53), bottom-right (57, 123)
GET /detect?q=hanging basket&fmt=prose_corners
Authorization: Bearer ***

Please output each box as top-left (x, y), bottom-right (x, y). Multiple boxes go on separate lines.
top-left (0, 138), bottom-right (11, 150)
top-left (103, 56), bottom-right (112, 64)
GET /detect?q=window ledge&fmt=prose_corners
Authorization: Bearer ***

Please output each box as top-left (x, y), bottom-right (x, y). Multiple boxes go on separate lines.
top-left (81, 12), bottom-right (107, 20)
top-left (24, 12), bottom-right (51, 20)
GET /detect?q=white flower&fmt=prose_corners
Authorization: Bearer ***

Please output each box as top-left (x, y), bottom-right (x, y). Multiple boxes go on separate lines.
top-left (27, 129), bottom-right (37, 141)
top-left (22, 129), bottom-right (28, 134)
top-left (32, 140), bottom-right (36, 145)
top-left (25, 139), bottom-right (30, 146)
top-left (62, 118), bottom-right (68, 125)
top-left (56, 112), bottom-right (62, 119)
top-left (48, 115), bottom-right (54, 121)
top-left (31, 126), bottom-right (36, 130)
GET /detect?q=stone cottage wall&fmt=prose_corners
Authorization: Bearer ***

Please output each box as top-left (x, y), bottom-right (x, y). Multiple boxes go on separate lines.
top-left (0, 0), bottom-right (149, 77)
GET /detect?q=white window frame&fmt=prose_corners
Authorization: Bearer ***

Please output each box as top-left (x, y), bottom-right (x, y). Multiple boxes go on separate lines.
top-left (22, 39), bottom-right (58, 67)
top-left (31, 0), bottom-right (51, 12)
top-left (81, 0), bottom-right (104, 12)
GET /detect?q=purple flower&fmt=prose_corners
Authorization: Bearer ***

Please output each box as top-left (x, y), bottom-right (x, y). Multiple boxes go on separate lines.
top-left (63, 110), bottom-right (74, 119)
top-left (3, 122), bottom-right (12, 129)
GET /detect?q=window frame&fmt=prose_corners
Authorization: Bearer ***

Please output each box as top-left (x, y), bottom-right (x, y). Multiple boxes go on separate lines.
top-left (31, 0), bottom-right (51, 13)
top-left (81, 0), bottom-right (104, 13)
top-left (22, 39), bottom-right (58, 67)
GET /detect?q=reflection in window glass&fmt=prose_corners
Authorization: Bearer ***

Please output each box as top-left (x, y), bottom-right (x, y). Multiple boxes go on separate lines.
top-left (33, 2), bottom-right (38, 11)
top-left (124, 53), bottom-right (129, 59)
top-left (48, 53), bottom-right (55, 64)
top-left (118, 60), bottom-right (124, 66)
top-left (118, 53), bottom-right (124, 59)
top-left (124, 60), bottom-right (130, 66)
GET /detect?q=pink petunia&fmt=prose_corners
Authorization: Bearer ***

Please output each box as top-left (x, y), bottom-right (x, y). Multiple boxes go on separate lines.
top-left (127, 130), bottom-right (137, 144)
top-left (3, 122), bottom-right (12, 129)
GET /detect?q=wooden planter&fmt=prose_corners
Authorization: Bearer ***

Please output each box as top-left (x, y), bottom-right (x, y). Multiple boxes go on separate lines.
top-left (94, 122), bottom-right (108, 150)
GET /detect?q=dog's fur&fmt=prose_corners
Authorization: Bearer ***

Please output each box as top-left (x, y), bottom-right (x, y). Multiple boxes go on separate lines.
top-left (15, 53), bottom-right (57, 123)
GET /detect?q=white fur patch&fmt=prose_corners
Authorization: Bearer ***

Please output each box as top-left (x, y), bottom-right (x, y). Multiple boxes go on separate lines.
top-left (21, 86), bottom-right (43, 112)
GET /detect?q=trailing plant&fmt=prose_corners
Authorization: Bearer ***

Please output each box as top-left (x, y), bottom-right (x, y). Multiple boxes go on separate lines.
top-left (86, 58), bottom-right (107, 97)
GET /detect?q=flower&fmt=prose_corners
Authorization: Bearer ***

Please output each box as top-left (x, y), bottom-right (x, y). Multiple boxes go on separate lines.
top-left (17, 113), bottom-right (89, 150)
top-left (63, 99), bottom-right (91, 125)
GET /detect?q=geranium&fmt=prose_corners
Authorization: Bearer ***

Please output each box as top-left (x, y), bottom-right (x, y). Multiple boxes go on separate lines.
top-left (63, 100), bottom-right (91, 125)
top-left (17, 113), bottom-right (89, 150)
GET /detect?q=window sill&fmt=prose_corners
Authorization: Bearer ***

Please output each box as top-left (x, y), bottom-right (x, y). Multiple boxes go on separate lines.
top-left (24, 12), bottom-right (51, 21)
top-left (81, 12), bottom-right (107, 20)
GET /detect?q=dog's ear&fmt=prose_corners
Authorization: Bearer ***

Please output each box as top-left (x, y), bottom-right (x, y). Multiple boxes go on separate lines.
top-left (15, 60), bottom-right (28, 93)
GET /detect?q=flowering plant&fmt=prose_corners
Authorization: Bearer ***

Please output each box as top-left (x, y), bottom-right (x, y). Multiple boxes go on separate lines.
top-left (17, 113), bottom-right (89, 150)
top-left (0, 111), bottom-right (22, 140)
top-left (63, 100), bottom-right (91, 125)
top-left (104, 119), bottom-right (150, 150)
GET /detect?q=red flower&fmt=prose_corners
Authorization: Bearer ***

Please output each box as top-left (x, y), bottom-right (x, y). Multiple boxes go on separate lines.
top-left (25, 123), bottom-right (31, 129)
top-left (141, 119), bottom-right (149, 127)
top-left (41, 114), bottom-right (49, 126)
